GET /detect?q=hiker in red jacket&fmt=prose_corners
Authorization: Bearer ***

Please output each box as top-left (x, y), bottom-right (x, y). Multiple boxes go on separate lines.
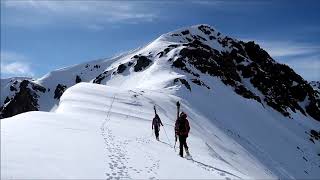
top-left (175, 112), bottom-right (190, 157)
top-left (152, 106), bottom-right (163, 141)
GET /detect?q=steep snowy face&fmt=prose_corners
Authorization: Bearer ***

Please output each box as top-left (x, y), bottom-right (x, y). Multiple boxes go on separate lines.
top-left (1, 24), bottom-right (320, 122)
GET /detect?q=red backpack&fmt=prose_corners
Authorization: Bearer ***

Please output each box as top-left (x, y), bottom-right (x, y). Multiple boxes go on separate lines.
top-left (175, 115), bottom-right (190, 136)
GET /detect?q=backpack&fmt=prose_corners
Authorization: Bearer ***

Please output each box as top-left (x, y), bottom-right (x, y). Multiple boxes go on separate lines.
top-left (153, 115), bottom-right (162, 128)
top-left (175, 117), bottom-right (190, 136)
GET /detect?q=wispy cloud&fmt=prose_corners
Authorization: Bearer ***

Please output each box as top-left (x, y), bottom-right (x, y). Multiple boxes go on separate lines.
top-left (1, 51), bottom-right (34, 78)
top-left (284, 55), bottom-right (320, 81)
top-left (255, 40), bottom-right (320, 57)
top-left (190, 0), bottom-right (270, 7)
top-left (1, 1), bottom-right (157, 29)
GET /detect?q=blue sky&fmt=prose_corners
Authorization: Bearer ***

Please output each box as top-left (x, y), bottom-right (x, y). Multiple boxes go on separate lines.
top-left (1, 0), bottom-right (319, 81)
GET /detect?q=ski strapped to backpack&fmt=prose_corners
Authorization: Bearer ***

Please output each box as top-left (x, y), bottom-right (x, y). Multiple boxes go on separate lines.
top-left (174, 101), bottom-right (180, 151)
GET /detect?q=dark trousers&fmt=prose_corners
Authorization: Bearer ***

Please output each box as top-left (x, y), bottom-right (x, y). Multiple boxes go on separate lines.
top-left (154, 126), bottom-right (159, 139)
top-left (179, 135), bottom-right (188, 157)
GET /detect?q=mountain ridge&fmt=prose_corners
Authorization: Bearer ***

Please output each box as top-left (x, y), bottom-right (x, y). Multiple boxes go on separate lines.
top-left (1, 24), bottom-right (319, 121)
top-left (1, 24), bottom-right (320, 179)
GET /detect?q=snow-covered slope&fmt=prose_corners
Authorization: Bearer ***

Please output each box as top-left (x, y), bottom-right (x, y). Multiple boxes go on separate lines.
top-left (1, 83), bottom-right (271, 179)
top-left (1, 24), bottom-right (320, 179)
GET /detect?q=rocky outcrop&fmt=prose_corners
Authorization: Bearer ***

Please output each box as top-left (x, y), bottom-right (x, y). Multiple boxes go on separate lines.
top-left (133, 55), bottom-right (152, 72)
top-left (191, 79), bottom-right (210, 89)
top-left (117, 64), bottom-right (127, 74)
top-left (54, 84), bottom-right (67, 99)
top-left (0, 80), bottom-right (45, 119)
top-left (93, 71), bottom-right (109, 84)
top-left (310, 81), bottom-right (320, 93)
top-left (174, 78), bottom-right (191, 91)
top-left (75, 75), bottom-right (82, 83)
top-left (170, 25), bottom-right (320, 121)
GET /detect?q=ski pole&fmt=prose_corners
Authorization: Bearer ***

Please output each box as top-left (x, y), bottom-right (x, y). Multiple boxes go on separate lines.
top-left (162, 125), bottom-right (173, 148)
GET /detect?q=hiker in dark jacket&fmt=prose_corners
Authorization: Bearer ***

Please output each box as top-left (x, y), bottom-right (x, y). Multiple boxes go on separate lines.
top-left (152, 106), bottom-right (163, 141)
top-left (175, 112), bottom-right (190, 157)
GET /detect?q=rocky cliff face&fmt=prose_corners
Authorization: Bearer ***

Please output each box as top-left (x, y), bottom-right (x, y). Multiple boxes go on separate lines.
top-left (163, 25), bottom-right (320, 121)
top-left (0, 80), bottom-right (46, 118)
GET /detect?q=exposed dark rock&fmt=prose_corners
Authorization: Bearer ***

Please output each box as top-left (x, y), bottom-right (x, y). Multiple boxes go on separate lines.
top-left (186, 37), bottom-right (192, 42)
top-left (172, 58), bottom-right (200, 77)
top-left (192, 35), bottom-right (207, 41)
top-left (244, 41), bottom-right (272, 64)
top-left (31, 83), bottom-right (46, 93)
top-left (168, 44), bottom-right (179, 48)
top-left (76, 75), bottom-right (82, 83)
top-left (310, 81), bottom-right (320, 92)
top-left (306, 101), bottom-right (320, 121)
top-left (93, 71), bottom-right (108, 84)
top-left (133, 55), bottom-right (152, 72)
top-left (198, 25), bottom-right (212, 35)
top-left (157, 51), bottom-right (165, 58)
top-left (10, 85), bottom-right (17, 91)
top-left (128, 62), bottom-right (133, 66)
top-left (0, 80), bottom-right (40, 119)
top-left (181, 30), bottom-right (190, 35)
top-left (4, 97), bottom-right (10, 104)
top-left (238, 63), bottom-right (256, 78)
top-left (172, 58), bottom-right (187, 69)
top-left (54, 84), bottom-right (67, 99)
top-left (174, 78), bottom-right (191, 91)
top-left (117, 64), bottom-right (127, 74)
top-left (171, 33), bottom-right (180, 36)
top-left (158, 45), bottom-right (180, 58)
top-left (234, 85), bottom-right (261, 103)
top-left (171, 36), bottom-right (320, 121)
top-left (209, 36), bottom-right (216, 40)
top-left (191, 79), bottom-right (210, 89)
top-left (310, 129), bottom-right (319, 138)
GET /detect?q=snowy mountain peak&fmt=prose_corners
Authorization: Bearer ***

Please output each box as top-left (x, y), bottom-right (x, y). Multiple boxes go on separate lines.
top-left (1, 24), bottom-right (320, 122)
top-left (1, 24), bottom-right (320, 179)
top-left (159, 24), bottom-right (219, 41)
top-left (154, 24), bottom-right (231, 52)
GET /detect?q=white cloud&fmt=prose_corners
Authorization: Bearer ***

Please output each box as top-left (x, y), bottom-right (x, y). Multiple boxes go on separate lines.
top-left (241, 39), bottom-right (320, 57)
top-left (1, 51), bottom-right (34, 77)
top-left (283, 56), bottom-right (320, 81)
top-left (1, 1), bottom-right (157, 28)
top-left (258, 41), bottom-right (320, 57)
top-left (190, 0), bottom-right (221, 6)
